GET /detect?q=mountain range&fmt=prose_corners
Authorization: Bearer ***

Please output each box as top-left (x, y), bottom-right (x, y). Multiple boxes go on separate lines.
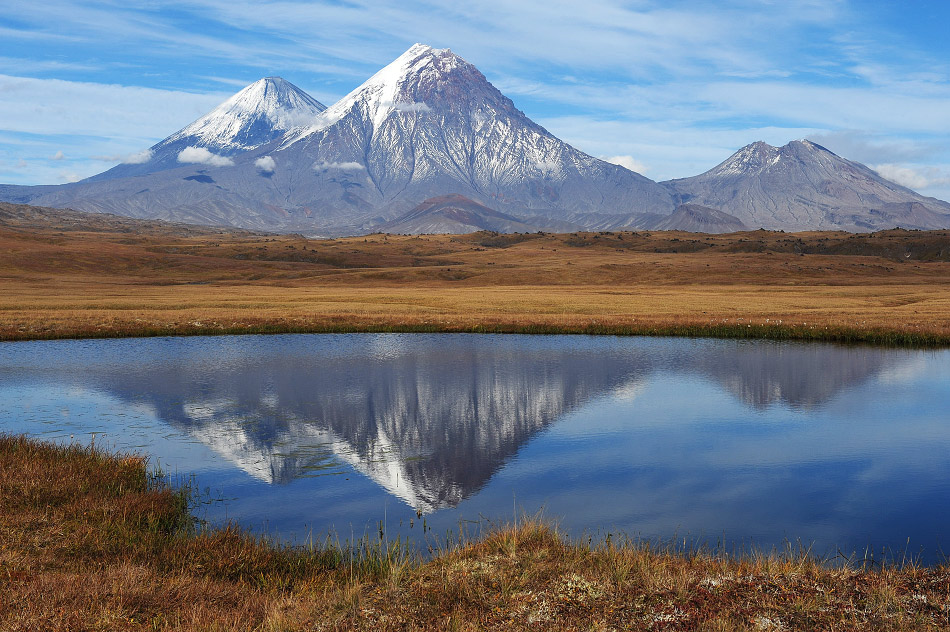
top-left (2, 43), bottom-right (949, 235)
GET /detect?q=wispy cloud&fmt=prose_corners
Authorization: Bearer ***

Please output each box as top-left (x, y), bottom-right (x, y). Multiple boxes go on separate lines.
top-left (0, 56), bottom-right (99, 73)
top-left (0, 74), bottom-right (225, 138)
top-left (314, 160), bottom-right (364, 171)
top-left (601, 155), bottom-right (647, 174)
top-left (92, 148), bottom-right (154, 164)
top-left (389, 101), bottom-right (431, 113)
top-left (50, 150), bottom-right (65, 161)
top-left (871, 164), bottom-right (950, 191)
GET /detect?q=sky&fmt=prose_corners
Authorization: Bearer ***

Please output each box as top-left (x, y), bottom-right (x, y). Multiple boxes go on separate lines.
top-left (2, 0), bottom-right (950, 201)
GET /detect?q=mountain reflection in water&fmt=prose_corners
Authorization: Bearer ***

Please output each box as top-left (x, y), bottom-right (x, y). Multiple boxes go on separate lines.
top-left (0, 335), bottom-right (916, 513)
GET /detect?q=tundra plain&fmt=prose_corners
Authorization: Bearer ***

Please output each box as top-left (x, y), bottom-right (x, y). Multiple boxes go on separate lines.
top-left (2, 203), bottom-right (949, 345)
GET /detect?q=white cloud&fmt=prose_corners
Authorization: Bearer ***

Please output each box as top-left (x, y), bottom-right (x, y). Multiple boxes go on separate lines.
top-left (602, 155), bottom-right (647, 174)
top-left (275, 106), bottom-right (324, 129)
top-left (177, 146), bottom-right (234, 167)
top-left (255, 155), bottom-right (276, 172)
top-left (92, 148), bottom-right (154, 164)
top-left (123, 148), bottom-right (154, 164)
top-left (534, 159), bottom-right (558, 174)
top-left (313, 160), bottom-right (364, 171)
top-left (871, 164), bottom-right (950, 191)
top-left (50, 150), bottom-right (65, 160)
top-left (57, 171), bottom-right (80, 183)
top-left (386, 101), bottom-right (431, 113)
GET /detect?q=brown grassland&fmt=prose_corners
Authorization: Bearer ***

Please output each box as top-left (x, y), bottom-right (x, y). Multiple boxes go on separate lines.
top-left (3, 434), bottom-right (950, 631)
top-left (1, 202), bottom-right (950, 345)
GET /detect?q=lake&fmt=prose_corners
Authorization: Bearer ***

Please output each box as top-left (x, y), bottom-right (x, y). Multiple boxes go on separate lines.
top-left (2, 333), bottom-right (949, 563)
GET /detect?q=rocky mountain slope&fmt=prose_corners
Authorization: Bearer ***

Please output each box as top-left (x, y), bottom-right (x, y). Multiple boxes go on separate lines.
top-left (380, 194), bottom-right (582, 234)
top-left (651, 204), bottom-right (748, 233)
top-left (663, 140), bottom-right (950, 232)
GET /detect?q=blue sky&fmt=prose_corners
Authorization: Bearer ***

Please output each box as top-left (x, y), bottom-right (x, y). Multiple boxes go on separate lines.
top-left (2, 0), bottom-right (950, 201)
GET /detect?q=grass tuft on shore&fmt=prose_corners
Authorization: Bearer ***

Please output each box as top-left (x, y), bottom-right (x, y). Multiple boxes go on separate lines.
top-left (4, 434), bottom-right (950, 630)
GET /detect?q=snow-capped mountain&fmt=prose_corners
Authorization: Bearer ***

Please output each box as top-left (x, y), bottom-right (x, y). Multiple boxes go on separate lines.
top-left (274, 43), bottom-right (673, 224)
top-left (3, 47), bottom-right (949, 233)
top-left (84, 76), bottom-right (327, 181)
top-left (172, 76), bottom-right (327, 151)
top-left (0, 44), bottom-right (674, 234)
top-left (663, 140), bottom-right (950, 231)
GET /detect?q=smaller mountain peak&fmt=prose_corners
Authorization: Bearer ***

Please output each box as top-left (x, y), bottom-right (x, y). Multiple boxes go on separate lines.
top-left (166, 77), bottom-right (327, 151)
top-left (712, 141), bottom-right (781, 176)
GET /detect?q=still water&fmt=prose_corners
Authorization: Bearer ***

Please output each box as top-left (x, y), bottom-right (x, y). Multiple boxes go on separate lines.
top-left (1, 334), bottom-right (949, 562)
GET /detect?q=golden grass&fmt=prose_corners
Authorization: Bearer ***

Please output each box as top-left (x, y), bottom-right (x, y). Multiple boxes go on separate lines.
top-left (4, 434), bottom-right (950, 631)
top-left (1, 222), bottom-right (949, 344)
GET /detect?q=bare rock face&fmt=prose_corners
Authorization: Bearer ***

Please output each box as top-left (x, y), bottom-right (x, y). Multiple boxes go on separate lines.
top-left (663, 140), bottom-right (950, 232)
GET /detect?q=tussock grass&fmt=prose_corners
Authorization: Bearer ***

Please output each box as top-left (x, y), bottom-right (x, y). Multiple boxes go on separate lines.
top-left (4, 434), bottom-right (950, 631)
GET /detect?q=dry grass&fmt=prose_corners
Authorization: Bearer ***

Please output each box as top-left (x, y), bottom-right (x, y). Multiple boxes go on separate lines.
top-left (1, 209), bottom-right (949, 345)
top-left (3, 434), bottom-right (950, 631)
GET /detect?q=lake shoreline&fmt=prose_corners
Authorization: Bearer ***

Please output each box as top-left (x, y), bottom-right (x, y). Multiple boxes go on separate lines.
top-left (3, 318), bottom-right (949, 347)
top-left (4, 433), bottom-right (949, 631)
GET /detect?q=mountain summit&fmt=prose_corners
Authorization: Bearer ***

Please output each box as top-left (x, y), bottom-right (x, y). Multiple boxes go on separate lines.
top-left (87, 77), bottom-right (327, 181)
top-left (664, 140), bottom-right (950, 231)
top-left (169, 76), bottom-right (327, 152)
top-left (275, 43), bottom-right (673, 226)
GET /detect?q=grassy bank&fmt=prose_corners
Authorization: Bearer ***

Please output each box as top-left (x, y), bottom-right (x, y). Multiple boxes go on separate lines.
top-left (3, 316), bottom-right (949, 347)
top-left (3, 434), bottom-right (950, 631)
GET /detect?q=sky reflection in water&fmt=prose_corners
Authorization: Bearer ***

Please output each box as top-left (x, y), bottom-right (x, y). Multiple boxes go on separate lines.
top-left (1, 334), bottom-right (948, 562)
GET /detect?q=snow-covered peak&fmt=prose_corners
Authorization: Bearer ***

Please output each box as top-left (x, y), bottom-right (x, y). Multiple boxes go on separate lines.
top-left (167, 77), bottom-right (327, 151)
top-left (712, 141), bottom-right (781, 176)
top-left (285, 43), bottom-right (470, 143)
top-left (712, 140), bottom-right (842, 178)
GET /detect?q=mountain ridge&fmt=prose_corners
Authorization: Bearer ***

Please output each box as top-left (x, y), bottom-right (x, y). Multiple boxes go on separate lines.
top-left (1, 46), bottom-right (948, 234)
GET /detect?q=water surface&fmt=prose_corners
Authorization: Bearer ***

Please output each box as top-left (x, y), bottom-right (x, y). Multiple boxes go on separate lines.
top-left (2, 334), bottom-right (948, 562)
